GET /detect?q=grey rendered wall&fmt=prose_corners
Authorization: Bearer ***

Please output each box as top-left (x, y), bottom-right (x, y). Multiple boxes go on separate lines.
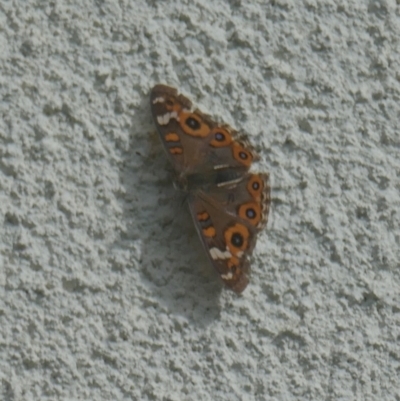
top-left (0, 1), bottom-right (399, 400)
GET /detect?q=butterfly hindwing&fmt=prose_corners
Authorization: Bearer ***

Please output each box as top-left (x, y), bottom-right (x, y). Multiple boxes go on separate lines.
top-left (188, 173), bottom-right (270, 293)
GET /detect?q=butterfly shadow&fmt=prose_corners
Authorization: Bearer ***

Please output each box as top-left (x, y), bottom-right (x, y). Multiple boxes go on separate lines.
top-left (114, 95), bottom-right (222, 325)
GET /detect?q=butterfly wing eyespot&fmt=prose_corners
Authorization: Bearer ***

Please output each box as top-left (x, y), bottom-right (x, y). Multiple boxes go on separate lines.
top-left (209, 127), bottom-right (233, 147)
top-left (186, 117), bottom-right (201, 130)
top-left (232, 142), bottom-right (253, 167)
top-left (178, 111), bottom-right (210, 137)
top-left (224, 223), bottom-right (250, 256)
top-left (238, 202), bottom-right (262, 227)
top-left (247, 174), bottom-right (264, 200)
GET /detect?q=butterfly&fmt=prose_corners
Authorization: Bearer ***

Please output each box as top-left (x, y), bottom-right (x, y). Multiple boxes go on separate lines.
top-left (150, 84), bottom-right (270, 294)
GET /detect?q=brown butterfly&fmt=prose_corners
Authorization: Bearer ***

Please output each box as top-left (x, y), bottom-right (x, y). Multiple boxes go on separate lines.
top-left (150, 84), bottom-right (270, 294)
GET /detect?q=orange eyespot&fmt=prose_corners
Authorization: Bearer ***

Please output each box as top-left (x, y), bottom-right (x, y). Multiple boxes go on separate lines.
top-left (232, 142), bottom-right (253, 167)
top-left (247, 174), bottom-right (264, 200)
top-left (178, 111), bottom-right (210, 137)
top-left (224, 223), bottom-right (250, 255)
top-left (209, 128), bottom-right (233, 147)
top-left (238, 202), bottom-right (261, 226)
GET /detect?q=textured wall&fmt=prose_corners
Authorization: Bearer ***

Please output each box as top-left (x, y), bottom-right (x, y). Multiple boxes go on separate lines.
top-left (1, 1), bottom-right (399, 400)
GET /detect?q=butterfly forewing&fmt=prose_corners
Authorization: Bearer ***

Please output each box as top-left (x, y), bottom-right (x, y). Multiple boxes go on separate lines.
top-left (150, 85), bottom-right (257, 177)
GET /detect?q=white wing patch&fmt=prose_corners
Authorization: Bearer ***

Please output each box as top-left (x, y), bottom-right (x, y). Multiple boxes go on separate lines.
top-left (213, 164), bottom-right (230, 170)
top-left (209, 247), bottom-right (232, 260)
top-left (152, 97), bottom-right (165, 104)
top-left (221, 272), bottom-right (233, 280)
top-left (157, 111), bottom-right (179, 125)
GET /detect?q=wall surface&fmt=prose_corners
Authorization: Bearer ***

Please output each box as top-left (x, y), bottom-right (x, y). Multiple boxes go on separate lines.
top-left (1, 1), bottom-right (399, 400)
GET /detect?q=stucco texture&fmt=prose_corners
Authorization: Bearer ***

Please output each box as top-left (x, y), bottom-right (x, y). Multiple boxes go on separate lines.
top-left (0, 1), bottom-right (399, 400)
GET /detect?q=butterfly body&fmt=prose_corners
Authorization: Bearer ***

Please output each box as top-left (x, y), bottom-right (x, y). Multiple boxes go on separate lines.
top-left (150, 84), bottom-right (270, 294)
